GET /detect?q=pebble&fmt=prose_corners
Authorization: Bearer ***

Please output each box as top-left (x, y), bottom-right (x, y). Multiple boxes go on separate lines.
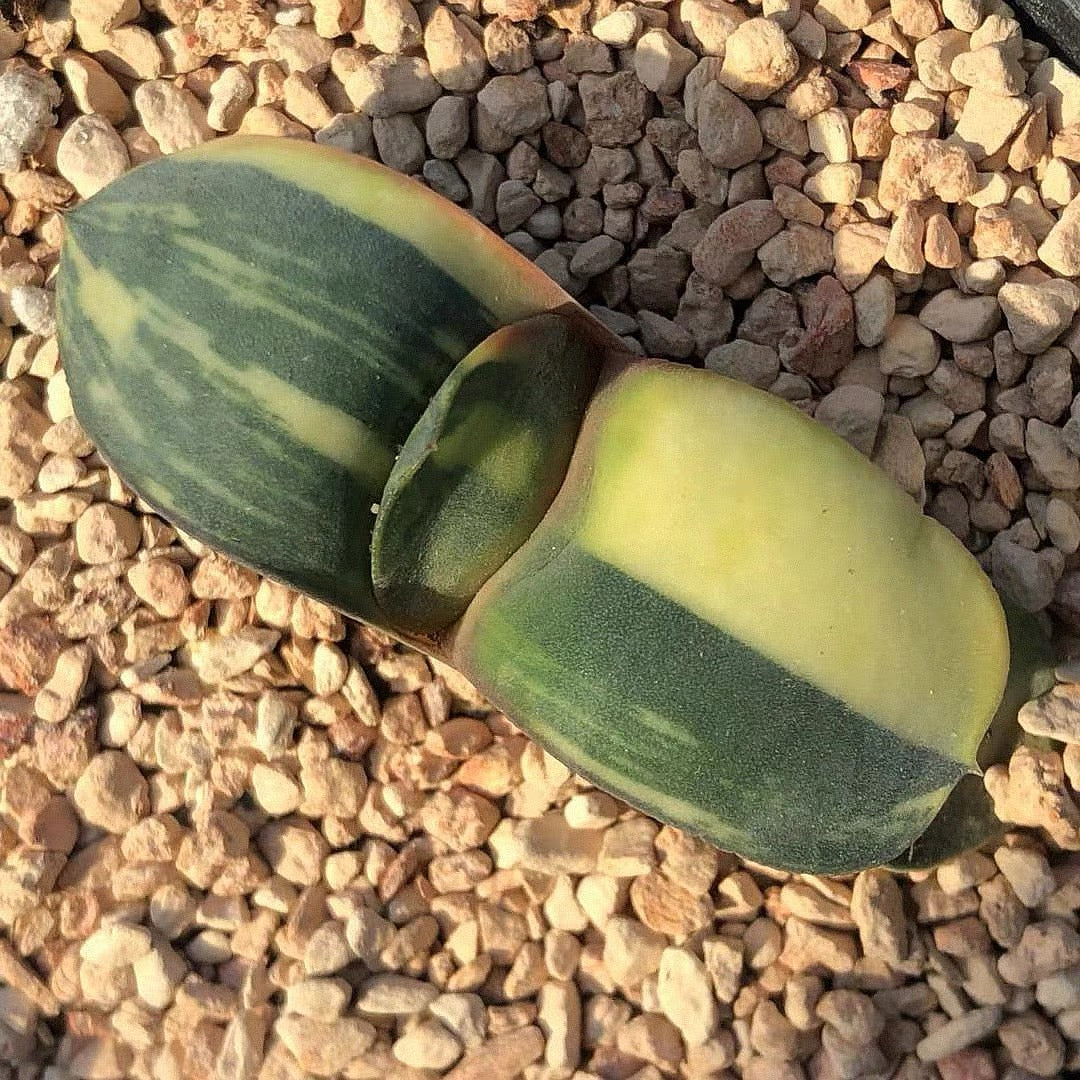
top-left (340, 54), bottom-right (442, 117)
top-left (274, 1014), bottom-right (375, 1076)
top-left (695, 81), bottom-right (763, 168)
top-left (1027, 418), bottom-right (1080, 489)
top-left (393, 1018), bottom-right (463, 1070)
top-left (851, 867), bottom-right (909, 965)
top-left (720, 18), bottom-right (799, 99)
top-left (132, 79), bottom-right (212, 153)
top-left (0, 69), bottom-right (60, 171)
top-left (55, 114), bottom-right (130, 198)
top-left (880, 313), bottom-right (940, 377)
top-left (634, 29), bottom-right (696, 95)
top-left (444, 1026), bottom-right (545, 1080)
top-left (657, 947), bottom-right (718, 1046)
top-left (1039, 192), bottom-right (1080, 275)
top-left (915, 1005), bottom-right (1004, 1061)
top-left (918, 289), bottom-right (1000, 343)
top-left (999, 1011), bottom-right (1066, 1075)
top-left (999, 280), bottom-right (1080, 354)
top-left (72, 750), bottom-right (149, 834)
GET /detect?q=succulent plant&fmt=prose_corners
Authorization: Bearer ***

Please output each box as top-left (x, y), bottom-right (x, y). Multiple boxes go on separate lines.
top-left (56, 136), bottom-right (1054, 873)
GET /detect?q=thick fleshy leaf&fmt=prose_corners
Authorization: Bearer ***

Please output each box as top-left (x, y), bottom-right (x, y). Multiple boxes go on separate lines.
top-left (452, 361), bottom-right (1011, 872)
top-left (891, 600), bottom-right (1056, 870)
top-left (371, 313), bottom-right (602, 633)
top-left (57, 136), bottom-right (575, 626)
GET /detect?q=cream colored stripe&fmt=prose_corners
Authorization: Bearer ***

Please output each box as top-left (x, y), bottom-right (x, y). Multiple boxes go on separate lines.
top-left (65, 235), bottom-right (394, 489)
top-left (576, 365), bottom-right (1009, 766)
top-left (176, 137), bottom-right (574, 325)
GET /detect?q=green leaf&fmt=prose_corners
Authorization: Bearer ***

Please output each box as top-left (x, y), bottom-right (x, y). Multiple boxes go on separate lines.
top-left (372, 313), bottom-right (602, 633)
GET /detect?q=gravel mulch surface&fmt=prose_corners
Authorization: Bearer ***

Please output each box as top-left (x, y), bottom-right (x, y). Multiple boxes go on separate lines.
top-left (4, 0), bottom-right (1080, 1077)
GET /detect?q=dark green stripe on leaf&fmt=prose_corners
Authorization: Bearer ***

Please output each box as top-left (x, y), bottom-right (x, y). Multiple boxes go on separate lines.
top-left (371, 314), bottom-right (602, 633)
top-left (456, 542), bottom-right (965, 873)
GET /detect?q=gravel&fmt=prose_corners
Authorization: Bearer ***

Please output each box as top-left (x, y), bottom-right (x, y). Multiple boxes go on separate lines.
top-left (4, 0), bottom-right (1080, 1075)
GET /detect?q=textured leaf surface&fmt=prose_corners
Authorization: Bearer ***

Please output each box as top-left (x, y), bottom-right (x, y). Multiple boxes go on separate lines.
top-left (453, 362), bottom-right (1011, 872)
top-left (891, 600), bottom-right (1056, 870)
top-left (57, 137), bottom-right (574, 626)
top-left (372, 313), bottom-right (601, 633)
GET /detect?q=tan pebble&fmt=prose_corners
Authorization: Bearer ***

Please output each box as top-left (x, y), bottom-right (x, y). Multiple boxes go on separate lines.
top-left (430, 992), bottom-right (487, 1050)
top-left (508, 812), bottom-right (603, 874)
top-left (422, 788), bottom-right (500, 852)
top-left (127, 558), bottom-right (189, 619)
top-left (72, 750), bottom-right (148, 833)
top-left (970, 206), bottom-right (1038, 265)
top-left (885, 203), bottom-right (926, 274)
top-left (563, 791), bottom-right (619, 829)
top-left (393, 1017), bottom-right (463, 1070)
top-left (780, 916), bottom-right (858, 973)
top-left (999, 919), bottom-right (1080, 985)
top-left (74, 503), bottom-right (140, 564)
top-left (852, 107), bottom-right (894, 159)
top-left (442, 1026), bottom-right (544, 1080)
top-left (237, 106), bottom-right (312, 140)
top-left (55, 114), bottom-right (129, 199)
top-left (657, 947), bottom-right (718, 1046)
top-left (916, 1005), bottom-right (1004, 1061)
top-left (132, 79), bottom-right (212, 154)
top-left (602, 915), bottom-right (666, 986)
top-left (274, 1014), bottom-right (375, 1076)
top-left (61, 53), bottom-right (129, 124)
top-left (720, 18), bottom-right (799, 100)
top-left (1019, 683), bottom-right (1080, 745)
top-left (634, 29), bottom-right (697, 95)
top-left (1039, 191), bottom-right (1080, 275)
top-left (256, 819), bottom-right (328, 886)
top-left (915, 29), bottom-right (969, 92)
top-left (207, 66), bottom-right (254, 132)
top-left (35, 642), bottom-right (92, 724)
top-left (536, 980), bottom-right (581, 1071)
top-left (924, 212), bottom-right (961, 267)
top-left (804, 162), bottom-right (861, 205)
top-left (131, 941), bottom-right (187, 1009)
top-left (80, 922), bottom-right (152, 970)
top-left (267, 24), bottom-right (336, 78)
top-left (616, 1012), bottom-right (684, 1071)
top-left (807, 108), bottom-right (853, 163)
top-left (892, 0), bottom-right (942, 39)
top-left (312, 0), bottom-right (362, 37)
top-left (424, 7), bottom-right (489, 94)
top-left (937, 850), bottom-right (997, 894)
top-left (629, 870), bottom-right (713, 939)
top-left (994, 845), bottom-right (1057, 908)
top-left (303, 921), bottom-right (351, 977)
top-left (186, 626), bottom-right (279, 682)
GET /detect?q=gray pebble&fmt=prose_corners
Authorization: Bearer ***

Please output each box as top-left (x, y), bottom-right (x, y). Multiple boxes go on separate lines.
top-left (422, 159), bottom-right (468, 203)
top-left (569, 235), bottom-right (624, 278)
top-left (373, 115), bottom-right (425, 175)
top-left (637, 310), bottom-right (695, 359)
top-left (991, 537), bottom-right (1059, 612)
top-left (316, 114), bottom-right (375, 157)
top-left (1046, 498), bottom-right (1080, 554)
top-left (0, 69), bottom-right (60, 171)
top-left (705, 340), bottom-right (780, 389)
top-left (495, 180), bottom-right (541, 233)
top-left (425, 96), bottom-right (470, 159)
top-left (525, 204), bottom-right (563, 240)
top-left (589, 306), bottom-right (638, 335)
top-left (813, 385), bottom-right (885, 457)
top-left (1027, 418), bottom-right (1080, 489)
